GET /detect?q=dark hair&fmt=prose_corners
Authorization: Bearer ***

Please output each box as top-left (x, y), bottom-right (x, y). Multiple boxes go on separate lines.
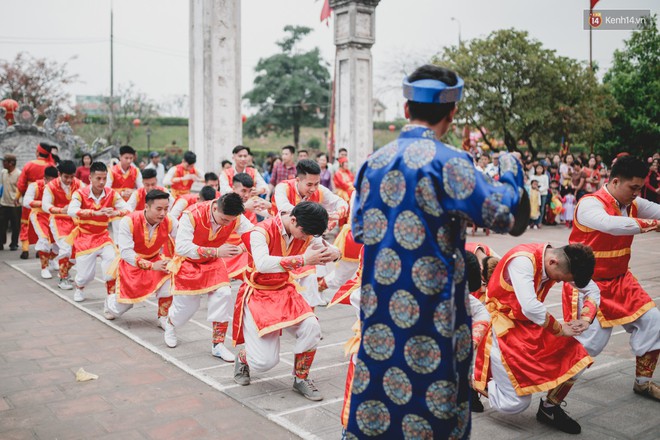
top-left (610, 156), bottom-right (648, 182)
top-left (232, 145), bottom-right (250, 155)
top-left (561, 244), bottom-right (595, 288)
top-left (291, 202), bottom-right (328, 236)
top-left (142, 168), bottom-right (157, 180)
top-left (44, 166), bottom-right (59, 179)
top-left (298, 149), bottom-right (308, 155)
top-left (406, 64), bottom-right (458, 124)
top-left (119, 145), bottom-right (136, 156)
top-left (464, 251), bottom-right (482, 293)
top-left (217, 192), bottom-right (245, 216)
top-left (183, 151), bottom-right (196, 165)
top-left (233, 172), bottom-right (254, 188)
top-left (38, 143), bottom-right (54, 158)
top-left (282, 145), bottom-right (295, 155)
top-left (296, 159), bottom-right (321, 177)
top-left (204, 172), bottom-right (219, 182)
top-left (221, 160), bottom-right (232, 168)
top-left (145, 189), bottom-right (170, 204)
top-left (81, 153), bottom-right (93, 166)
top-left (90, 162), bottom-right (108, 174)
top-left (481, 256), bottom-right (499, 285)
top-left (57, 160), bottom-right (76, 175)
top-left (198, 185), bottom-right (217, 202)
top-left (316, 152), bottom-right (328, 160)
top-left (338, 148), bottom-right (347, 154)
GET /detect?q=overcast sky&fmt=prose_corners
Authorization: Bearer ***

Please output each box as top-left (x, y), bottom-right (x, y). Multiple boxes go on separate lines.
top-left (1, 0), bottom-right (657, 118)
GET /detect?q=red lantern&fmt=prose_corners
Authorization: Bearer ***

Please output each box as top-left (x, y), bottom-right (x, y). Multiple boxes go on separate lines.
top-left (388, 124), bottom-right (396, 132)
top-left (132, 118), bottom-right (141, 127)
top-left (0, 98), bottom-right (19, 125)
top-left (241, 114), bottom-right (247, 123)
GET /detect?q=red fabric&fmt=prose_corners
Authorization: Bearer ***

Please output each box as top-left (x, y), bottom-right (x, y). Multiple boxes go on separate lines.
top-left (117, 211), bottom-right (173, 303)
top-left (28, 180), bottom-right (54, 243)
top-left (320, 0), bottom-right (331, 24)
top-left (132, 186), bottom-right (167, 211)
top-left (75, 166), bottom-right (91, 185)
top-left (223, 166), bottom-right (257, 190)
top-left (590, 0), bottom-right (599, 9)
top-left (173, 193), bottom-right (199, 219)
top-left (45, 177), bottom-right (82, 239)
top-left (71, 186), bottom-right (120, 253)
top-left (333, 168), bottom-right (355, 202)
top-left (474, 243), bottom-right (592, 396)
top-left (110, 164), bottom-right (139, 201)
top-left (170, 164), bottom-right (197, 198)
top-left (269, 163), bottom-right (297, 188)
top-left (271, 179), bottom-right (324, 215)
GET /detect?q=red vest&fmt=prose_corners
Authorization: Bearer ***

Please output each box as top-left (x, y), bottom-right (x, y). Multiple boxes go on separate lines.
top-left (45, 177), bottom-right (82, 239)
top-left (17, 158), bottom-right (52, 194)
top-left (271, 179), bottom-right (324, 215)
top-left (133, 186), bottom-right (167, 211)
top-left (110, 164), bottom-right (139, 200)
top-left (28, 180), bottom-right (52, 242)
top-left (224, 166), bottom-right (257, 189)
top-left (70, 186), bottom-right (120, 254)
top-left (170, 164), bottom-right (197, 197)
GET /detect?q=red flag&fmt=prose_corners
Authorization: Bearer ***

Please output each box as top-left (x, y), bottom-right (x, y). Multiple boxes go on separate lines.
top-left (320, 0), bottom-right (332, 26)
top-left (590, 0), bottom-right (599, 9)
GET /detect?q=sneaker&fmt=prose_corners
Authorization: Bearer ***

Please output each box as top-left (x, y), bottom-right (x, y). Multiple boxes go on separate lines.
top-left (73, 289), bottom-right (85, 302)
top-left (633, 380), bottom-right (660, 401)
top-left (20, 251), bottom-right (29, 259)
top-left (293, 378), bottom-right (323, 401)
top-left (103, 299), bottom-right (115, 320)
top-left (58, 278), bottom-right (73, 291)
top-left (211, 343), bottom-right (236, 362)
top-left (158, 316), bottom-right (168, 330)
top-left (48, 259), bottom-right (59, 271)
top-left (471, 389), bottom-right (485, 413)
top-left (536, 398), bottom-right (581, 434)
top-left (163, 318), bottom-right (177, 348)
top-left (40, 268), bottom-right (53, 279)
top-left (233, 356), bottom-right (250, 386)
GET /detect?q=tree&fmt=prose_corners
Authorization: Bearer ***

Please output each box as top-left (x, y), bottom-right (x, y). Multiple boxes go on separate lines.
top-left (0, 52), bottom-right (78, 113)
top-left (434, 29), bottom-right (614, 157)
top-left (243, 26), bottom-right (331, 147)
top-left (602, 14), bottom-right (659, 159)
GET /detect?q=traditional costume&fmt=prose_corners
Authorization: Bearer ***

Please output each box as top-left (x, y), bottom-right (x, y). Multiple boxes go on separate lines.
top-left (220, 165), bottom-right (268, 195)
top-left (332, 159), bottom-right (355, 202)
top-left (107, 163), bottom-right (143, 201)
top-left (465, 242), bottom-right (500, 302)
top-left (126, 185), bottom-right (173, 212)
top-left (23, 179), bottom-right (56, 275)
top-left (163, 163), bottom-right (203, 198)
top-left (169, 193), bottom-right (199, 220)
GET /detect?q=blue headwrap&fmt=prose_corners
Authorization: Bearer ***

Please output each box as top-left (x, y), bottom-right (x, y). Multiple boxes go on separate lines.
top-left (402, 77), bottom-right (464, 104)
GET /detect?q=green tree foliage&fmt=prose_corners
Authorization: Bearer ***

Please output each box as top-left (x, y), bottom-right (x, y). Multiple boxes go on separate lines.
top-left (434, 29), bottom-right (614, 157)
top-left (243, 26), bottom-right (331, 147)
top-left (602, 15), bottom-right (659, 159)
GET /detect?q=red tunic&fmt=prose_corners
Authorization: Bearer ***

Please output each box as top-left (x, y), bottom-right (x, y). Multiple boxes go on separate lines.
top-left (110, 164), bottom-right (139, 201)
top-left (465, 242), bottom-right (496, 301)
top-left (27, 180), bottom-right (53, 243)
top-left (222, 208), bottom-right (258, 280)
top-left (329, 250), bottom-right (364, 307)
top-left (17, 158), bottom-right (53, 243)
top-left (333, 168), bottom-right (355, 202)
top-left (69, 186), bottom-right (123, 256)
top-left (223, 166), bottom-right (258, 190)
top-left (171, 201), bottom-right (239, 295)
top-left (562, 187), bottom-right (656, 327)
top-left (45, 177), bottom-right (82, 240)
top-left (132, 186), bottom-right (167, 211)
top-left (232, 216), bottom-right (315, 345)
top-left (116, 211), bottom-right (174, 303)
top-left (270, 179), bottom-right (324, 216)
top-left (169, 164), bottom-right (198, 198)
top-left (474, 243), bottom-right (592, 396)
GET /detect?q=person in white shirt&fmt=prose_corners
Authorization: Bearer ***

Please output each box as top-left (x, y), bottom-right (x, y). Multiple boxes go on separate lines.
top-left (144, 151), bottom-right (166, 187)
top-left (219, 145), bottom-right (268, 195)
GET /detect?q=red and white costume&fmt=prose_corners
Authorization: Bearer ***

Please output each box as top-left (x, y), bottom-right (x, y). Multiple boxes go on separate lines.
top-left (465, 242), bottom-right (501, 302)
top-left (23, 180), bottom-right (55, 269)
top-left (474, 243), bottom-right (599, 413)
top-left (220, 166), bottom-right (268, 195)
top-left (107, 163), bottom-right (143, 201)
top-left (169, 193), bottom-right (199, 220)
top-left (126, 186), bottom-right (174, 212)
top-left (223, 208), bottom-right (258, 280)
top-left (16, 157), bottom-right (53, 248)
top-left (332, 167), bottom-right (355, 202)
top-left (163, 163), bottom-right (203, 199)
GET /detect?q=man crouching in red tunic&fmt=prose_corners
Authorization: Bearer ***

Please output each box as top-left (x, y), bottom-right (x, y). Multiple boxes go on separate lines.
top-left (232, 202), bottom-right (340, 401)
top-left (104, 189), bottom-right (177, 328)
top-left (163, 193), bottom-right (253, 362)
top-left (474, 243), bottom-right (599, 434)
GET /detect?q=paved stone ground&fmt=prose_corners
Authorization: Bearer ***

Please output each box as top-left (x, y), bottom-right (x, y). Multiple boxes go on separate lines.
top-left (1, 224), bottom-right (659, 439)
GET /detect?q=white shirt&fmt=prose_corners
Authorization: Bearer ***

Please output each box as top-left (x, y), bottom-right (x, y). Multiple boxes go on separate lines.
top-left (42, 180), bottom-right (71, 214)
top-left (22, 181), bottom-right (39, 209)
top-left (530, 174), bottom-right (549, 196)
top-left (219, 166), bottom-right (268, 195)
top-left (144, 161), bottom-right (166, 186)
top-left (106, 163), bottom-right (144, 189)
top-left (118, 213), bottom-right (178, 266)
top-left (576, 185), bottom-right (660, 236)
top-left (163, 166), bottom-right (204, 187)
top-left (67, 188), bottom-right (129, 218)
top-left (175, 211), bottom-right (253, 259)
top-left (273, 181), bottom-right (348, 215)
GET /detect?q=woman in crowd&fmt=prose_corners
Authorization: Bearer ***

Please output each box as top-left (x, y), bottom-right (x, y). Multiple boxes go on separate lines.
top-left (75, 153), bottom-right (92, 185)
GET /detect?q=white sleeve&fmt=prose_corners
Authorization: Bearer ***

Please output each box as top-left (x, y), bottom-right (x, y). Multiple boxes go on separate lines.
top-left (127, 191), bottom-right (138, 211)
top-left (236, 215), bottom-right (255, 235)
top-left (169, 199), bottom-right (187, 219)
top-left (250, 230), bottom-right (287, 273)
top-left (163, 167), bottom-right (176, 186)
top-left (507, 256), bottom-right (547, 326)
top-left (118, 217), bottom-right (138, 266)
top-left (135, 166), bottom-right (143, 189)
top-left (320, 185), bottom-right (349, 214)
top-left (113, 194), bottom-right (130, 211)
top-left (22, 183), bottom-right (36, 209)
top-left (168, 194), bottom-right (175, 210)
top-left (273, 183), bottom-right (295, 214)
top-left (106, 169), bottom-right (114, 187)
top-left (634, 196), bottom-right (660, 221)
top-left (42, 186), bottom-right (55, 213)
top-left (470, 295), bottom-right (491, 323)
top-left (168, 215), bottom-right (178, 240)
top-left (576, 197), bottom-right (643, 235)
top-left (219, 173), bottom-right (232, 195)
top-left (254, 171), bottom-right (268, 194)
top-left (574, 279), bottom-right (601, 309)
top-left (67, 193), bottom-right (82, 218)
top-left (174, 213), bottom-right (200, 259)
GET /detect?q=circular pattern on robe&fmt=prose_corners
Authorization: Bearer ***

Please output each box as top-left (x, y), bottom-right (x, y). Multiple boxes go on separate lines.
top-left (454, 324), bottom-right (471, 362)
top-left (426, 380), bottom-right (457, 420)
top-left (344, 433), bottom-right (359, 440)
top-left (359, 179), bottom-right (370, 209)
top-left (352, 358), bottom-right (370, 395)
top-left (436, 226), bottom-right (453, 256)
top-left (481, 192), bottom-right (513, 232)
top-left (449, 402), bottom-right (470, 440)
top-left (374, 248), bottom-right (401, 286)
top-left (361, 284), bottom-right (378, 318)
top-left (389, 289), bottom-right (420, 329)
top-left (453, 251), bottom-right (465, 285)
top-left (394, 210), bottom-right (425, 250)
top-left (415, 177), bottom-right (443, 217)
top-left (404, 335), bottom-right (442, 374)
top-left (362, 208), bottom-right (388, 245)
top-left (363, 323), bottom-right (395, 361)
top-left (499, 153), bottom-right (518, 176)
top-left (434, 299), bottom-right (455, 338)
top-left (368, 141), bottom-right (399, 170)
top-left (412, 256), bottom-right (447, 295)
top-left (443, 157), bottom-right (476, 200)
top-left (383, 367), bottom-right (413, 405)
top-left (421, 128), bottom-right (437, 139)
top-left (380, 170), bottom-right (406, 208)
top-left (355, 400), bottom-right (391, 436)
top-left (402, 414), bottom-right (434, 440)
top-left (403, 139), bottom-right (436, 170)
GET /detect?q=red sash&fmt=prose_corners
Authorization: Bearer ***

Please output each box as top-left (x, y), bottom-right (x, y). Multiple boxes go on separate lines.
top-left (69, 186), bottom-right (119, 255)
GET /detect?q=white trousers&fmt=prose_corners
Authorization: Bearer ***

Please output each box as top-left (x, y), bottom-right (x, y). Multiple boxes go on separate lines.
top-left (576, 307), bottom-right (660, 358)
top-left (243, 306), bottom-right (320, 373)
top-left (30, 215), bottom-right (55, 254)
top-left (323, 260), bottom-right (359, 297)
top-left (49, 218), bottom-right (73, 261)
top-left (168, 285), bottom-right (233, 327)
top-left (297, 274), bottom-right (325, 308)
top-left (105, 279), bottom-right (172, 317)
top-left (74, 244), bottom-right (117, 288)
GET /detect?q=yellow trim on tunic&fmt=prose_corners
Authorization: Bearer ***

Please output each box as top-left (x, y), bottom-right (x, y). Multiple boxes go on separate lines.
top-left (597, 301), bottom-right (656, 328)
top-left (256, 312), bottom-right (317, 337)
top-left (116, 275), bottom-right (170, 304)
top-left (592, 248), bottom-right (631, 258)
top-left (74, 241), bottom-right (116, 257)
top-left (171, 281), bottom-right (229, 296)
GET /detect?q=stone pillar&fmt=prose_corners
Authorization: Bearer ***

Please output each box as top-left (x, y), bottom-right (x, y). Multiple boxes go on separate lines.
top-left (189, 0), bottom-right (242, 173)
top-left (330, 0), bottom-right (380, 168)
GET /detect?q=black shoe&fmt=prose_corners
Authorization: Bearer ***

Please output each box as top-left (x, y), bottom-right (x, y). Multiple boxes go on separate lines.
top-left (20, 251), bottom-right (29, 259)
top-left (0, 244), bottom-right (4, 251)
top-left (471, 389), bottom-right (485, 413)
top-left (9, 245), bottom-right (18, 251)
top-left (536, 399), bottom-right (581, 434)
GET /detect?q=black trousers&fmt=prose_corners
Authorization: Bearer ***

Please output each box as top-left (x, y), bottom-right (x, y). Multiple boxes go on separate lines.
top-left (0, 205), bottom-right (21, 248)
